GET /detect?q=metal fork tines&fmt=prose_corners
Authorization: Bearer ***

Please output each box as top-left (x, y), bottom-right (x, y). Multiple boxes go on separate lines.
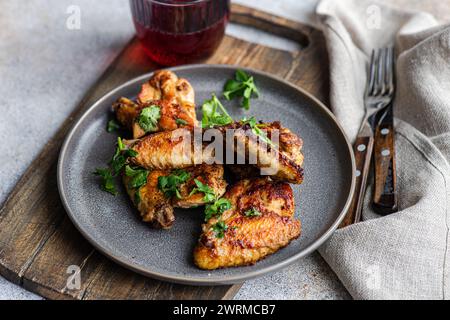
top-left (340, 47), bottom-right (395, 227)
top-left (365, 47), bottom-right (395, 129)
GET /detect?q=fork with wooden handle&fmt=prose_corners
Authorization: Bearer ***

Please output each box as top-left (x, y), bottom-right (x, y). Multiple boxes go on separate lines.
top-left (340, 48), bottom-right (395, 228)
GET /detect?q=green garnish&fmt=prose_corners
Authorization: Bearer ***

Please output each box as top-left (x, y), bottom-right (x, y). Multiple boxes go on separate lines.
top-left (201, 93), bottom-right (233, 128)
top-left (134, 188), bottom-right (142, 204)
top-left (138, 105), bottom-right (161, 133)
top-left (94, 137), bottom-right (138, 196)
top-left (244, 207), bottom-right (262, 217)
top-left (212, 220), bottom-right (228, 239)
top-left (188, 179), bottom-right (216, 203)
top-left (107, 119), bottom-right (121, 133)
top-left (241, 117), bottom-right (275, 147)
top-left (175, 118), bottom-right (188, 126)
top-left (124, 165), bottom-right (149, 189)
top-left (157, 169), bottom-right (191, 199)
top-left (110, 137), bottom-right (138, 175)
top-left (223, 69), bottom-right (259, 110)
top-left (204, 198), bottom-right (232, 221)
top-left (93, 168), bottom-right (117, 195)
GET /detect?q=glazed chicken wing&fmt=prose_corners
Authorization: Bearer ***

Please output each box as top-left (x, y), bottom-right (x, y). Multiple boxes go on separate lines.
top-left (123, 169), bottom-right (175, 229)
top-left (173, 164), bottom-right (227, 209)
top-left (113, 97), bottom-right (196, 139)
top-left (137, 70), bottom-right (197, 123)
top-left (193, 178), bottom-right (301, 269)
top-left (123, 164), bottom-right (226, 229)
top-left (228, 122), bottom-right (304, 182)
top-left (129, 121), bottom-right (304, 184)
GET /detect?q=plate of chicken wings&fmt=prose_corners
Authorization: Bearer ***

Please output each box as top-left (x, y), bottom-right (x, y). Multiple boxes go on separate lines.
top-left (58, 65), bottom-right (355, 284)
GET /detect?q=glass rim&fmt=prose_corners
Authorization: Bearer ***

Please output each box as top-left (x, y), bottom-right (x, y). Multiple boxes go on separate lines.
top-left (143, 0), bottom-right (214, 7)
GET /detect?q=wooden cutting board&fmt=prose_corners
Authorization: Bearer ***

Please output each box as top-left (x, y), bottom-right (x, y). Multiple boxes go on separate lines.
top-left (0, 4), bottom-right (329, 300)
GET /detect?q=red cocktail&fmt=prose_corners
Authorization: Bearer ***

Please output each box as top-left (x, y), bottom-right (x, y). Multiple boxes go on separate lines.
top-left (130, 0), bottom-right (230, 66)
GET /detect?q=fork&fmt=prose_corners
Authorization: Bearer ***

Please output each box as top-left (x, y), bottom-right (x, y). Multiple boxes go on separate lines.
top-left (340, 48), bottom-right (395, 227)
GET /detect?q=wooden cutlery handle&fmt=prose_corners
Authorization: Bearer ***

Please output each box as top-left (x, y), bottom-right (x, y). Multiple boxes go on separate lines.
top-left (340, 135), bottom-right (374, 228)
top-left (373, 122), bottom-right (398, 214)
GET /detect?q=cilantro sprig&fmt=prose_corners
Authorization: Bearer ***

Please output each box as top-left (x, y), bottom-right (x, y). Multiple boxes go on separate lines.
top-left (189, 179), bottom-right (216, 203)
top-left (93, 168), bottom-right (117, 195)
top-left (107, 119), bottom-right (121, 133)
top-left (175, 118), bottom-right (188, 126)
top-left (157, 169), bottom-right (191, 199)
top-left (223, 69), bottom-right (259, 110)
top-left (212, 221), bottom-right (228, 239)
top-left (204, 198), bottom-right (231, 221)
top-left (201, 93), bottom-right (233, 128)
top-left (138, 105), bottom-right (161, 133)
top-left (244, 207), bottom-right (262, 217)
top-left (93, 137), bottom-right (138, 196)
top-left (124, 165), bottom-right (149, 204)
top-left (241, 117), bottom-right (275, 147)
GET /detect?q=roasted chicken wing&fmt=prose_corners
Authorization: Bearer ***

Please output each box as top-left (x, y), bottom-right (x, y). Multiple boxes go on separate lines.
top-left (123, 164), bottom-right (226, 229)
top-left (113, 97), bottom-right (196, 139)
top-left (123, 169), bottom-right (175, 229)
top-left (128, 121), bottom-right (304, 184)
top-left (193, 178), bottom-right (301, 269)
top-left (137, 70), bottom-right (197, 123)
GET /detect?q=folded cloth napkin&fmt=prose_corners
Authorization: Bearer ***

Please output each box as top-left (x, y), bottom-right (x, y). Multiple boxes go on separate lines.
top-left (316, 0), bottom-right (450, 299)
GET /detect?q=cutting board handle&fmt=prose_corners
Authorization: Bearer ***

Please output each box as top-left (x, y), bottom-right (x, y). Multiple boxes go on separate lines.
top-left (230, 4), bottom-right (311, 50)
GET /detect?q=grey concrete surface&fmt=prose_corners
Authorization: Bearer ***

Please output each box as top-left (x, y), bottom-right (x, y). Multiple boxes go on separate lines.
top-left (0, 0), bottom-right (350, 300)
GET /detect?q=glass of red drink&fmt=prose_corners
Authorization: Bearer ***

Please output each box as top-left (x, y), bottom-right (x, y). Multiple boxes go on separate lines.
top-left (130, 0), bottom-right (230, 66)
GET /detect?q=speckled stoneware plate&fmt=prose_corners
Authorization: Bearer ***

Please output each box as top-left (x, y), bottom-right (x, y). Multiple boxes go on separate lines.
top-left (58, 64), bottom-right (355, 285)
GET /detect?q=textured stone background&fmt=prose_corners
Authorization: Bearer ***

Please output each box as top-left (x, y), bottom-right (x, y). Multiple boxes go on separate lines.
top-left (1, 0), bottom-right (447, 300)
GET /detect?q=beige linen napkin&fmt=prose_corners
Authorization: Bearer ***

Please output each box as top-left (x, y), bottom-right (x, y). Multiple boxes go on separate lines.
top-left (316, 0), bottom-right (450, 299)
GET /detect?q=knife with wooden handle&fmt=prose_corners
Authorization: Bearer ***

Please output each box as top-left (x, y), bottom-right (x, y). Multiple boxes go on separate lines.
top-left (372, 105), bottom-right (398, 214)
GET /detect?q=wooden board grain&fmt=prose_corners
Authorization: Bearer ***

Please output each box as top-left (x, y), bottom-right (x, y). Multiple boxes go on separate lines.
top-left (0, 4), bottom-right (329, 300)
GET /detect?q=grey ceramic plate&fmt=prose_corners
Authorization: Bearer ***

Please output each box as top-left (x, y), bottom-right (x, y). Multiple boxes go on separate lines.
top-left (58, 64), bottom-right (355, 285)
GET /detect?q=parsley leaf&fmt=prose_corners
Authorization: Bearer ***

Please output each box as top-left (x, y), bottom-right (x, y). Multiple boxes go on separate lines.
top-left (212, 221), bottom-right (228, 239)
top-left (124, 165), bottom-right (149, 189)
top-left (125, 165), bottom-right (149, 205)
top-left (107, 119), bottom-right (121, 133)
top-left (201, 93), bottom-right (233, 128)
top-left (134, 188), bottom-right (142, 204)
top-left (157, 169), bottom-right (191, 199)
top-left (138, 105), bottom-right (160, 133)
top-left (244, 207), bottom-right (262, 217)
top-left (204, 198), bottom-right (232, 221)
top-left (93, 168), bottom-right (117, 195)
top-left (241, 117), bottom-right (275, 147)
top-left (93, 137), bottom-right (138, 196)
top-left (188, 179), bottom-right (216, 203)
top-left (110, 137), bottom-right (138, 175)
top-left (223, 69), bottom-right (259, 110)
top-left (175, 118), bottom-right (188, 126)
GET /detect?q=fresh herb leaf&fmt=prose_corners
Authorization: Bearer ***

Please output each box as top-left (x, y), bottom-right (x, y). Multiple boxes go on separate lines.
top-left (241, 117), bottom-right (275, 147)
top-left (212, 220), bottom-right (228, 239)
top-left (244, 207), bottom-right (262, 217)
top-left (205, 198), bottom-right (232, 221)
top-left (124, 165), bottom-right (149, 189)
top-left (107, 119), bottom-right (121, 133)
top-left (134, 188), bottom-right (142, 204)
top-left (188, 179), bottom-right (215, 203)
top-left (236, 69), bottom-right (249, 82)
top-left (175, 118), bottom-right (188, 126)
top-left (138, 105), bottom-right (160, 133)
top-left (223, 69), bottom-right (259, 110)
top-left (201, 93), bottom-right (233, 128)
top-left (94, 137), bottom-right (139, 195)
top-left (158, 169), bottom-right (191, 199)
top-left (93, 168), bottom-right (117, 195)
top-left (110, 137), bottom-right (138, 175)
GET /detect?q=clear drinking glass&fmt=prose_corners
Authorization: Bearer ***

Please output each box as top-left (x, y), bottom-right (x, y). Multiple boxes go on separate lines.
top-left (130, 0), bottom-right (230, 66)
